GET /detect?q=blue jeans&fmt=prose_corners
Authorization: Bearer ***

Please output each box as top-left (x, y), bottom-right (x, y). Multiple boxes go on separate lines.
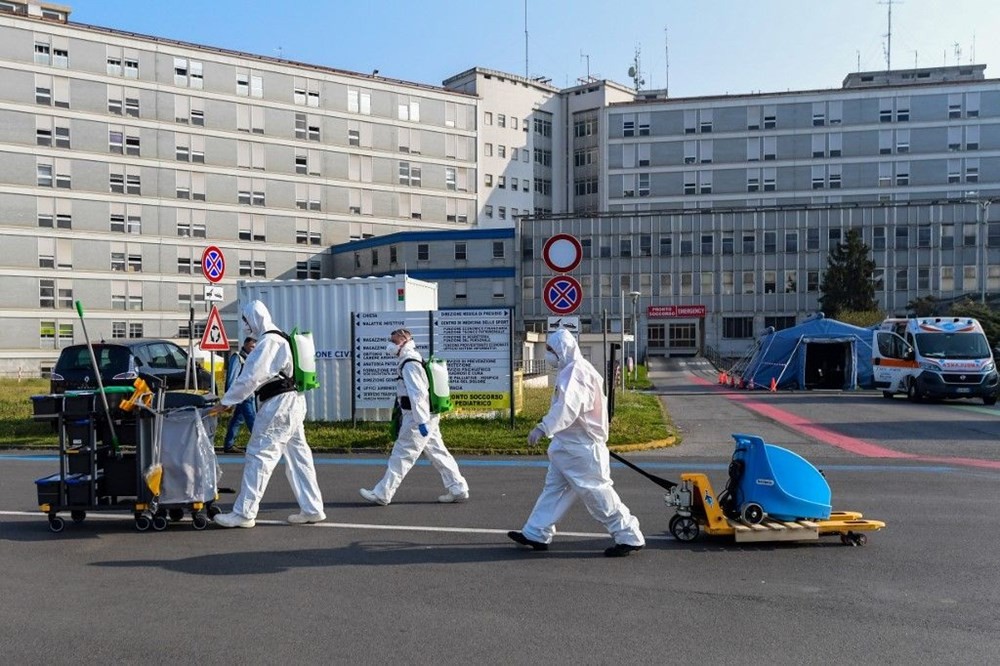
top-left (223, 399), bottom-right (257, 450)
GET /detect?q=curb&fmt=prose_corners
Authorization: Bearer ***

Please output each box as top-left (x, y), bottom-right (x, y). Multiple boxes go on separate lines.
top-left (609, 436), bottom-right (678, 453)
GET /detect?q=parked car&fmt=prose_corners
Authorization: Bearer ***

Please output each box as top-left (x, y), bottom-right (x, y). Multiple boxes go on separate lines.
top-left (50, 339), bottom-right (214, 394)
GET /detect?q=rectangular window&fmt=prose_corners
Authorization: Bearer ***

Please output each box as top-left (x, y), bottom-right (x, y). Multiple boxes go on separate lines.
top-left (659, 237), bottom-right (672, 256)
top-left (700, 234), bottom-right (713, 256)
top-left (417, 244), bottom-right (429, 261)
top-left (723, 317), bottom-right (754, 339)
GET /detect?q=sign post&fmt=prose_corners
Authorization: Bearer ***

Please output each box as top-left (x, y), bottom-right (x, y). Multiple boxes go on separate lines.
top-left (200, 305), bottom-right (230, 395)
top-left (200, 246), bottom-right (226, 395)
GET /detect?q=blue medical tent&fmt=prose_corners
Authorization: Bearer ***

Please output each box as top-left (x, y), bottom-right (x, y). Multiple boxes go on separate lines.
top-left (741, 315), bottom-right (875, 390)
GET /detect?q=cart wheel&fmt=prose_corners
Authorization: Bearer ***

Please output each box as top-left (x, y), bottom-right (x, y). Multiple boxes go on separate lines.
top-left (168, 508), bottom-right (185, 523)
top-left (670, 516), bottom-right (700, 542)
top-left (207, 504), bottom-right (221, 518)
top-left (741, 502), bottom-right (765, 525)
top-left (668, 514), bottom-right (681, 534)
top-left (71, 510), bottom-right (86, 524)
top-left (48, 516), bottom-right (65, 533)
top-left (852, 533), bottom-right (868, 547)
top-left (152, 515), bottom-right (169, 531)
top-left (192, 513), bottom-right (209, 530)
top-left (135, 515), bottom-right (152, 531)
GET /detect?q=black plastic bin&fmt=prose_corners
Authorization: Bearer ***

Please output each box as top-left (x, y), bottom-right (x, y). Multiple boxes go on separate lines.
top-left (30, 395), bottom-right (62, 421)
top-left (35, 473), bottom-right (66, 506)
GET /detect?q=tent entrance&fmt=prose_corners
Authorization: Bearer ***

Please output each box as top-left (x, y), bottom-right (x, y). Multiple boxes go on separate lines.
top-left (803, 341), bottom-right (852, 389)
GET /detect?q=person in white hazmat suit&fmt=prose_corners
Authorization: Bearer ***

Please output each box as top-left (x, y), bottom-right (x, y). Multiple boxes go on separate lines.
top-left (508, 328), bottom-right (645, 557)
top-left (360, 328), bottom-right (469, 506)
top-left (212, 300), bottom-right (326, 528)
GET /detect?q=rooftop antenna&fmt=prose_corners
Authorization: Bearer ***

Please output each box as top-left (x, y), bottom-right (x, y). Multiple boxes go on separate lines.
top-left (524, 0), bottom-right (529, 78)
top-left (953, 42), bottom-right (962, 66)
top-left (627, 46), bottom-right (644, 92)
top-left (971, 32), bottom-right (976, 63)
top-left (857, 49), bottom-right (861, 72)
top-left (878, 0), bottom-right (899, 70)
top-left (664, 26), bottom-right (669, 96)
top-left (275, 46), bottom-right (283, 59)
top-left (580, 50), bottom-right (591, 80)
top-left (913, 50), bottom-right (918, 68)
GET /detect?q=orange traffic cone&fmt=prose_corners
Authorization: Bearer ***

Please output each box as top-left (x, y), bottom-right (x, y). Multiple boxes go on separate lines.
top-left (769, 377), bottom-right (777, 392)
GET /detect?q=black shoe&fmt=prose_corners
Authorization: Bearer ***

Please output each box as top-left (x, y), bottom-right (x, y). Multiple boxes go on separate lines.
top-left (507, 530), bottom-right (549, 551)
top-left (604, 543), bottom-right (643, 558)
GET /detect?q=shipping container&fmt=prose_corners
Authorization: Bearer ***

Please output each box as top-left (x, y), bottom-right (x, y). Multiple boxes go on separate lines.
top-left (238, 276), bottom-right (438, 421)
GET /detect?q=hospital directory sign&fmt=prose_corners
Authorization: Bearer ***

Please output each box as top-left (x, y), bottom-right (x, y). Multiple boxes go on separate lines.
top-left (432, 308), bottom-right (512, 412)
top-left (351, 309), bottom-right (513, 414)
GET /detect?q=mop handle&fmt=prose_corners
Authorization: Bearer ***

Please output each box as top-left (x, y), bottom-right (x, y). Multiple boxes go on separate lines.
top-left (75, 301), bottom-right (120, 452)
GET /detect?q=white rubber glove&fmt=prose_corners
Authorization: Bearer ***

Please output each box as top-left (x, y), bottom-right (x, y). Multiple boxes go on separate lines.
top-left (527, 426), bottom-right (545, 446)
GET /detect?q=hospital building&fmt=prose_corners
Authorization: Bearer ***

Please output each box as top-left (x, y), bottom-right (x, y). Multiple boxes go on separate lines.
top-left (2, 0), bottom-right (1000, 373)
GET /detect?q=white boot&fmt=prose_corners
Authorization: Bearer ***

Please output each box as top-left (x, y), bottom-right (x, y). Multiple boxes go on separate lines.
top-left (437, 490), bottom-right (469, 503)
top-left (359, 488), bottom-right (389, 506)
top-left (213, 512), bottom-right (255, 528)
top-left (288, 511), bottom-right (326, 524)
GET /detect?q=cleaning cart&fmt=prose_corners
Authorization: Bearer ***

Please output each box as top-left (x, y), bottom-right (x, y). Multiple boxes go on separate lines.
top-left (32, 381), bottom-right (221, 533)
top-left (611, 433), bottom-right (885, 546)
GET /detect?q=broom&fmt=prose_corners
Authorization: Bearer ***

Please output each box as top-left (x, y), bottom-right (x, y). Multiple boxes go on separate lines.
top-left (144, 387), bottom-right (165, 497)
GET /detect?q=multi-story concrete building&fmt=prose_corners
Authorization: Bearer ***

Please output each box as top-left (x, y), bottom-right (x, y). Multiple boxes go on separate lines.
top-left (0, 0), bottom-right (478, 374)
top-left (520, 65), bottom-right (1000, 359)
top-left (330, 227), bottom-right (515, 307)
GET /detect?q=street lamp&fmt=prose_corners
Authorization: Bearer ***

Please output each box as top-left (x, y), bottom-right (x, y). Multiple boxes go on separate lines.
top-left (630, 291), bottom-right (641, 385)
top-left (621, 290), bottom-right (640, 391)
top-left (967, 193), bottom-right (993, 304)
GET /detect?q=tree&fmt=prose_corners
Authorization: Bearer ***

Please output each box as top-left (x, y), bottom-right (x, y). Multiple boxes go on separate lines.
top-left (819, 228), bottom-right (878, 319)
top-left (949, 298), bottom-right (1000, 349)
top-left (906, 295), bottom-right (940, 317)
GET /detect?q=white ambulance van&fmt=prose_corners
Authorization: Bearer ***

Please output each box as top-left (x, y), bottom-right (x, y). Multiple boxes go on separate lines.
top-left (872, 317), bottom-right (999, 405)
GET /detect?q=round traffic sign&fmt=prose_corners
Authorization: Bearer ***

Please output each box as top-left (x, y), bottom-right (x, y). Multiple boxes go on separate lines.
top-left (543, 275), bottom-right (583, 315)
top-left (542, 234), bottom-right (582, 273)
top-left (202, 245), bottom-right (226, 284)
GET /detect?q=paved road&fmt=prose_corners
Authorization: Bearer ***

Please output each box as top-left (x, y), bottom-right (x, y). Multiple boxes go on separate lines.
top-left (2, 358), bottom-right (999, 664)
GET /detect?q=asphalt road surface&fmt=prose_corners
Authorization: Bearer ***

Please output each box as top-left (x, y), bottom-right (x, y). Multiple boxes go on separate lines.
top-left (1, 357), bottom-right (998, 664)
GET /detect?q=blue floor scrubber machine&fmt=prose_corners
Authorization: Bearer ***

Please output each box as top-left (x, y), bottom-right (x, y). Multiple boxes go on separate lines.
top-left (718, 433), bottom-right (832, 524)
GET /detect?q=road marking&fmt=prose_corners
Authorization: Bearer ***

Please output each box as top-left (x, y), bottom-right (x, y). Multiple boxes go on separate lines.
top-left (688, 375), bottom-right (1000, 470)
top-left (0, 510), bottom-right (672, 541)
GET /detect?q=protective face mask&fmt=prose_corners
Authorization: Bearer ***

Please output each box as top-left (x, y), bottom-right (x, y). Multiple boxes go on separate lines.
top-left (386, 341), bottom-right (401, 356)
top-left (545, 351), bottom-right (559, 368)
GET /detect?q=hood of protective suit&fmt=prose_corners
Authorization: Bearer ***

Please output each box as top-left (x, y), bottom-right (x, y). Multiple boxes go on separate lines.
top-left (241, 300), bottom-right (276, 339)
top-left (546, 329), bottom-right (581, 369)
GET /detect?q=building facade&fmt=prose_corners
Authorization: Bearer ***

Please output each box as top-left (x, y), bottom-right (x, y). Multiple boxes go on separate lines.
top-left (0, 1), bottom-right (478, 373)
top-left (330, 228), bottom-right (515, 308)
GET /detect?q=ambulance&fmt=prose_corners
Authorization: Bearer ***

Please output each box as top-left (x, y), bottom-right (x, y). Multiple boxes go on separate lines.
top-left (872, 317), bottom-right (1000, 405)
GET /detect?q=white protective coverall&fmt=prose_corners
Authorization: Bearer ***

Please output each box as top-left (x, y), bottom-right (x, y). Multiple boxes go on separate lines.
top-left (369, 339), bottom-right (468, 503)
top-left (521, 328), bottom-right (644, 547)
top-left (220, 300), bottom-right (324, 520)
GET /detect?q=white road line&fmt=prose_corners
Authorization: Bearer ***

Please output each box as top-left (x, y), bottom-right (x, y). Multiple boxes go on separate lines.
top-left (0, 510), bottom-right (673, 541)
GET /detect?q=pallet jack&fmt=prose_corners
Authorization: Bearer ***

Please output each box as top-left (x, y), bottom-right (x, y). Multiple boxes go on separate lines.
top-left (610, 434), bottom-right (886, 546)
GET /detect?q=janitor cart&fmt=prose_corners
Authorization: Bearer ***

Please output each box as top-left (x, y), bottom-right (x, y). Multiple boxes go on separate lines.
top-left (31, 381), bottom-right (220, 532)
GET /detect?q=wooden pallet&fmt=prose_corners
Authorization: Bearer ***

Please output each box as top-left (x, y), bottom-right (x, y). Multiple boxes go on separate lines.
top-left (727, 518), bottom-right (820, 542)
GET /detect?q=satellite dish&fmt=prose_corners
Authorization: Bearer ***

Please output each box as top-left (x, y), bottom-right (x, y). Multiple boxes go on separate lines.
top-left (627, 66), bottom-right (636, 77)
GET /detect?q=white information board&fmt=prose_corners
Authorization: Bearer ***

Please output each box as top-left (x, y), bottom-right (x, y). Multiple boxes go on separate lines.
top-left (351, 308), bottom-right (512, 415)
top-left (433, 308), bottom-right (512, 411)
top-left (352, 312), bottom-right (430, 409)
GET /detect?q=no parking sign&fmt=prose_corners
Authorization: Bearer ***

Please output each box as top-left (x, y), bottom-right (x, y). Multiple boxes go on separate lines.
top-left (543, 276), bottom-right (583, 315)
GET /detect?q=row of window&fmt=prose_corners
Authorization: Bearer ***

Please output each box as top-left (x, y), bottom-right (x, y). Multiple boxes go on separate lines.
top-left (523, 224), bottom-right (996, 260)
top-left (35, 40), bottom-right (467, 127)
top-left (652, 94), bottom-right (982, 136)
top-left (35, 163), bottom-right (466, 206)
top-left (37, 205), bottom-right (325, 245)
top-left (523, 264), bottom-right (989, 304)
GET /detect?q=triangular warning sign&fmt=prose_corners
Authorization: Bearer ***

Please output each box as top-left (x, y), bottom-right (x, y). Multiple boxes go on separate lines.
top-left (200, 305), bottom-right (230, 351)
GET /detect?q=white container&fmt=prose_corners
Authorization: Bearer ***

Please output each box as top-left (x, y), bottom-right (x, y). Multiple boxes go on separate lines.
top-left (238, 276), bottom-right (438, 421)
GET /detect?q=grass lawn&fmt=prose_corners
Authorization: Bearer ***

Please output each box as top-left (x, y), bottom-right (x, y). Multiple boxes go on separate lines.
top-left (2, 380), bottom-right (675, 454)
